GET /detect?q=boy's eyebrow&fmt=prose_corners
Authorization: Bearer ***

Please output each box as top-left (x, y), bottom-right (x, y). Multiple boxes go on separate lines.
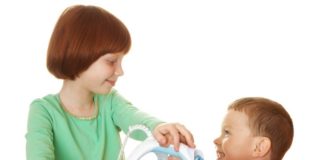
top-left (222, 124), bottom-right (231, 129)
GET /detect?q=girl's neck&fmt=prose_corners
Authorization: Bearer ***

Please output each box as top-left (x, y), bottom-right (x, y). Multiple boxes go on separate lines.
top-left (59, 80), bottom-right (94, 110)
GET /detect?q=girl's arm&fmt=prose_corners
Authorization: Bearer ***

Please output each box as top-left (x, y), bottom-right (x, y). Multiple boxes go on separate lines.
top-left (110, 90), bottom-right (164, 140)
top-left (26, 100), bottom-right (55, 160)
top-left (110, 90), bottom-right (195, 150)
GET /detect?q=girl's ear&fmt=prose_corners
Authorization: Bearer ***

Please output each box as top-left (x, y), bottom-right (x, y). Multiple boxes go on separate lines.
top-left (252, 136), bottom-right (271, 158)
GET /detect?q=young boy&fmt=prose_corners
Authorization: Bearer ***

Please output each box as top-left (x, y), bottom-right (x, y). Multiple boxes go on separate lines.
top-left (214, 97), bottom-right (294, 160)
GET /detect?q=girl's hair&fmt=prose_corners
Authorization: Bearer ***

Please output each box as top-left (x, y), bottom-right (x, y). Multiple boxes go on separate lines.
top-left (47, 5), bottom-right (131, 80)
top-left (228, 97), bottom-right (294, 160)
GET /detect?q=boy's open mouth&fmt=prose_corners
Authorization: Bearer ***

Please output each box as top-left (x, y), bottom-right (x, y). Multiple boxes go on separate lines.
top-left (217, 151), bottom-right (225, 160)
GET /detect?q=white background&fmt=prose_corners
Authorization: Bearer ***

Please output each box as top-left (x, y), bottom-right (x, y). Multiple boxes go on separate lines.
top-left (1, 0), bottom-right (323, 159)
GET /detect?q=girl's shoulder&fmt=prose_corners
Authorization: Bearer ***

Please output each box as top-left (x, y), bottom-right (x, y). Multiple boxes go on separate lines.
top-left (31, 94), bottom-right (59, 105)
top-left (29, 94), bottom-right (62, 114)
top-left (94, 89), bottom-right (129, 110)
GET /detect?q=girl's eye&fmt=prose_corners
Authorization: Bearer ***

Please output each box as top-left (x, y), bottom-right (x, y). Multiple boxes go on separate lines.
top-left (106, 59), bottom-right (117, 64)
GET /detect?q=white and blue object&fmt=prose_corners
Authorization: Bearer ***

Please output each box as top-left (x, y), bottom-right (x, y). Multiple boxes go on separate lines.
top-left (118, 124), bottom-right (204, 160)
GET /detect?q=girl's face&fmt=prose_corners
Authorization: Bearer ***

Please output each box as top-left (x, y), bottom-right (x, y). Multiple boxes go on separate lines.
top-left (77, 52), bottom-right (124, 94)
top-left (213, 110), bottom-right (255, 160)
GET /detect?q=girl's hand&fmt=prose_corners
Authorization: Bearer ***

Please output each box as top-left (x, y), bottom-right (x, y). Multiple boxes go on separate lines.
top-left (152, 123), bottom-right (195, 151)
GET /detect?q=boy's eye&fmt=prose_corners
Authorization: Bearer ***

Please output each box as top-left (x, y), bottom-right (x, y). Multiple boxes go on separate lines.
top-left (223, 129), bottom-right (230, 136)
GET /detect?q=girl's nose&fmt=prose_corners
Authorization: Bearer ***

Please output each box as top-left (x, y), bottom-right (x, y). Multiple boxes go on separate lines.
top-left (115, 63), bottom-right (124, 76)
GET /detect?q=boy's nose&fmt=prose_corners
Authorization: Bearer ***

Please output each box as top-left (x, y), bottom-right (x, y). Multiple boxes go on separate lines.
top-left (213, 137), bottom-right (222, 146)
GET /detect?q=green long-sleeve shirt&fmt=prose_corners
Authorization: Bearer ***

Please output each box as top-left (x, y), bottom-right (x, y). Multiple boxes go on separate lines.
top-left (26, 89), bottom-right (163, 160)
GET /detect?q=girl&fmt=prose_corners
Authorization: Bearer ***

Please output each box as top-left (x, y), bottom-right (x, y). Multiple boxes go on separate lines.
top-left (26, 5), bottom-right (195, 160)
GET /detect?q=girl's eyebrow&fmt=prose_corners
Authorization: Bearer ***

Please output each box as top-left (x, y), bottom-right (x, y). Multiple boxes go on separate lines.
top-left (103, 54), bottom-right (118, 59)
top-left (106, 56), bottom-right (117, 59)
top-left (106, 53), bottom-right (124, 58)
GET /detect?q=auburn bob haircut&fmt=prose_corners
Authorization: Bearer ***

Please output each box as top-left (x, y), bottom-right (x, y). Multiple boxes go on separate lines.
top-left (47, 5), bottom-right (131, 80)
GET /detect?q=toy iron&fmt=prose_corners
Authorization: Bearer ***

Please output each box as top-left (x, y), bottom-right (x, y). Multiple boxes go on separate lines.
top-left (118, 125), bottom-right (204, 160)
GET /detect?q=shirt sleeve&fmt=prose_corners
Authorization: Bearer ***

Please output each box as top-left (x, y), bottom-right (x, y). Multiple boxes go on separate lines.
top-left (110, 90), bottom-right (164, 140)
top-left (26, 99), bottom-right (55, 160)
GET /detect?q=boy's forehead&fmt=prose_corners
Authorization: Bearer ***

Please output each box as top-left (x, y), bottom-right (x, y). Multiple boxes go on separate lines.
top-left (223, 110), bottom-right (249, 127)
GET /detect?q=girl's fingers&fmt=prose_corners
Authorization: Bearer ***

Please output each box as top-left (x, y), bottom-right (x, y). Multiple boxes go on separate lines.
top-left (153, 123), bottom-right (195, 151)
top-left (154, 128), bottom-right (168, 146)
top-left (175, 124), bottom-right (195, 148)
top-left (167, 126), bottom-right (180, 151)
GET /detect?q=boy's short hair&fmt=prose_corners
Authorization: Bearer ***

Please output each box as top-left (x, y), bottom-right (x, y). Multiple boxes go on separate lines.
top-left (228, 97), bottom-right (293, 160)
top-left (47, 5), bottom-right (131, 80)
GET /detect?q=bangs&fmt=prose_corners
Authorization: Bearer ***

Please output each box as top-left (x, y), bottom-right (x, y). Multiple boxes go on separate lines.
top-left (69, 6), bottom-right (131, 59)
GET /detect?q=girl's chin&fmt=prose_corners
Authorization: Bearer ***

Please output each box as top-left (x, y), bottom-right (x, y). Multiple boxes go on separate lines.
top-left (95, 87), bottom-right (113, 95)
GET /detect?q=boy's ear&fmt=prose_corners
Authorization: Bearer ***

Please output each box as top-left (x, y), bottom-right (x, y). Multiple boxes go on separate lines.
top-left (252, 136), bottom-right (271, 158)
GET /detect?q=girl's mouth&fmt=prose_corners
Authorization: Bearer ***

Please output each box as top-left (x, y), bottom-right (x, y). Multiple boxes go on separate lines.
top-left (106, 80), bottom-right (116, 86)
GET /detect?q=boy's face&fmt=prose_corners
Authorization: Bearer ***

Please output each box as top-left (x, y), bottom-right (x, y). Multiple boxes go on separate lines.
top-left (213, 109), bottom-right (256, 160)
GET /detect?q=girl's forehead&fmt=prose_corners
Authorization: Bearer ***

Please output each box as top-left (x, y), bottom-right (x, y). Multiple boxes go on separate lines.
top-left (101, 52), bottom-right (125, 58)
